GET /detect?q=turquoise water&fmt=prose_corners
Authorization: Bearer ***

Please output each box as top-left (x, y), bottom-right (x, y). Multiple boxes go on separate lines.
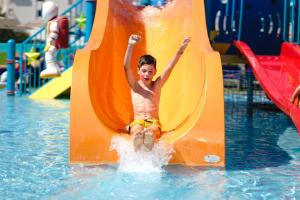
top-left (0, 91), bottom-right (300, 199)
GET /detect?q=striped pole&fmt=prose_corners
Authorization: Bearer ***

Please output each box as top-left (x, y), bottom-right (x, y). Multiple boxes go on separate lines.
top-left (18, 45), bottom-right (24, 95)
top-left (6, 39), bottom-right (16, 96)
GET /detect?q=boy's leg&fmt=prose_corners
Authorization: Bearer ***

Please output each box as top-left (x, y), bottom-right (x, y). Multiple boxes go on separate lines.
top-left (130, 124), bottom-right (144, 151)
top-left (144, 125), bottom-right (160, 150)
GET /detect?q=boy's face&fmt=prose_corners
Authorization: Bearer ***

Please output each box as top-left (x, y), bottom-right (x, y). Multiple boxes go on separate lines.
top-left (138, 64), bottom-right (156, 84)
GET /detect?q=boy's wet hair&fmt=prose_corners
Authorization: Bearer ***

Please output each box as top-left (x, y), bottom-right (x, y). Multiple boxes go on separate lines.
top-left (138, 54), bottom-right (156, 69)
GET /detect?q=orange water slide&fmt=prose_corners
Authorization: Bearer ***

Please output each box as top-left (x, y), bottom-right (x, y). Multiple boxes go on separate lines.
top-left (70, 0), bottom-right (225, 167)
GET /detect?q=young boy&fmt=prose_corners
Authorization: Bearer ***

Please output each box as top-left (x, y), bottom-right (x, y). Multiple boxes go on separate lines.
top-left (123, 34), bottom-right (191, 151)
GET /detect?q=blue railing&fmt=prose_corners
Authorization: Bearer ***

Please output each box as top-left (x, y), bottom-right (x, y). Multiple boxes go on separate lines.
top-left (18, 0), bottom-right (85, 95)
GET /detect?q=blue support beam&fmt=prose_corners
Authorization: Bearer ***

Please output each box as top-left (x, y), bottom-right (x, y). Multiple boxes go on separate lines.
top-left (6, 39), bottom-right (16, 96)
top-left (297, 0), bottom-right (300, 43)
top-left (85, 0), bottom-right (96, 42)
top-left (283, 0), bottom-right (288, 41)
top-left (238, 0), bottom-right (244, 40)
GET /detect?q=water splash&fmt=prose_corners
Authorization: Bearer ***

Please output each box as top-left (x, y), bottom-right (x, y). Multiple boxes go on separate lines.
top-left (110, 136), bottom-right (174, 173)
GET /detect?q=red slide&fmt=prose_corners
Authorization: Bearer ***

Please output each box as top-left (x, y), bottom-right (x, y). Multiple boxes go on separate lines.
top-left (234, 41), bottom-right (300, 135)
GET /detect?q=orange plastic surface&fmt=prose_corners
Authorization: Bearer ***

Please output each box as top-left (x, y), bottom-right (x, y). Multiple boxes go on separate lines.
top-left (70, 0), bottom-right (225, 167)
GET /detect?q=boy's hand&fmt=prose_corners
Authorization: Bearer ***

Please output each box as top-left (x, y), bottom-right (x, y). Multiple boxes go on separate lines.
top-left (178, 37), bottom-right (191, 54)
top-left (128, 34), bottom-right (141, 45)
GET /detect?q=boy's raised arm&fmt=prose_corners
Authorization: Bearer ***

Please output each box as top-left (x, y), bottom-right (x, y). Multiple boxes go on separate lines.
top-left (124, 34), bottom-right (141, 89)
top-left (156, 37), bottom-right (191, 87)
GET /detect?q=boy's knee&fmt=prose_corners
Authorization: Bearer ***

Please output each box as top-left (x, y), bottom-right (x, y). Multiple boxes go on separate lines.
top-left (130, 125), bottom-right (143, 135)
top-left (144, 131), bottom-right (154, 141)
top-left (148, 126), bottom-right (160, 138)
top-left (144, 130), bottom-right (158, 141)
top-left (144, 130), bottom-right (153, 136)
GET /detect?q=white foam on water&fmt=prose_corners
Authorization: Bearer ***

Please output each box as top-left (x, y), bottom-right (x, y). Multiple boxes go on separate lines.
top-left (110, 136), bottom-right (174, 173)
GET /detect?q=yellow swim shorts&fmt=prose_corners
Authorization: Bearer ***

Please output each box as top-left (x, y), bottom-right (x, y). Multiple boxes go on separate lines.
top-left (129, 119), bottom-right (161, 128)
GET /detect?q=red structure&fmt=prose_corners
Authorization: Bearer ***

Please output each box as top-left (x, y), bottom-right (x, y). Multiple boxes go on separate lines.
top-left (234, 41), bottom-right (300, 135)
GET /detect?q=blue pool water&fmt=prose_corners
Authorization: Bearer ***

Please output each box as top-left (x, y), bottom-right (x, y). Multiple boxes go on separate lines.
top-left (0, 91), bottom-right (300, 199)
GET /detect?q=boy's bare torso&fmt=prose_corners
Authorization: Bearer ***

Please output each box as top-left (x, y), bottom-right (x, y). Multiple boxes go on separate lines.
top-left (131, 80), bottom-right (161, 120)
